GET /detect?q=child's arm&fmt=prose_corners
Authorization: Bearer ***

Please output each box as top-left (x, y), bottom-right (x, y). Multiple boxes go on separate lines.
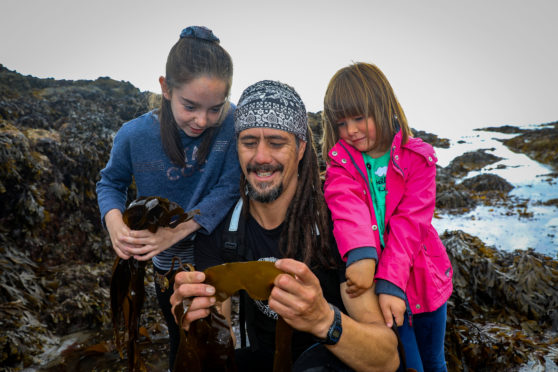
top-left (345, 247), bottom-right (377, 297)
top-left (346, 259), bottom-right (376, 297)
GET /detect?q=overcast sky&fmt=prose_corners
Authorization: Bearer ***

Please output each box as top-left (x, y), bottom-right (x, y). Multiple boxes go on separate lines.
top-left (2, 0), bottom-right (557, 137)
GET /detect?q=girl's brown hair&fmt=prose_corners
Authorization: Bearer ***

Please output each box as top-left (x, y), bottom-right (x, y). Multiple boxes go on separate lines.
top-left (322, 62), bottom-right (411, 161)
top-left (159, 35), bottom-right (233, 167)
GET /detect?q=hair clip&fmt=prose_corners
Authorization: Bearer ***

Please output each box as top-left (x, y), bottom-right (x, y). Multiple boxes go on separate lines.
top-left (180, 26), bottom-right (220, 43)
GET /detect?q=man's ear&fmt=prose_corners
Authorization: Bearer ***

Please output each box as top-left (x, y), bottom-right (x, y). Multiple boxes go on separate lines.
top-left (297, 140), bottom-right (307, 161)
top-left (159, 76), bottom-right (170, 100)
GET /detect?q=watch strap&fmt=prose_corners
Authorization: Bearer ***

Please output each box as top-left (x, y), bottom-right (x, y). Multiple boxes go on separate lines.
top-left (316, 304), bottom-right (342, 345)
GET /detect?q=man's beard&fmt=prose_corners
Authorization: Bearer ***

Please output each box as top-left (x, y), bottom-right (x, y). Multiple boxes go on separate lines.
top-left (246, 181), bottom-right (283, 203)
top-left (245, 163), bottom-right (284, 203)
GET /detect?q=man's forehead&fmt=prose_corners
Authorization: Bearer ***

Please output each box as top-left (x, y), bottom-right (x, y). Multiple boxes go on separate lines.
top-left (238, 127), bottom-right (295, 140)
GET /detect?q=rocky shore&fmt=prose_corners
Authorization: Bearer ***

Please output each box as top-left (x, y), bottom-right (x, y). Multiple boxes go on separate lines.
top-left (1, 65), bottom-right (556, 371)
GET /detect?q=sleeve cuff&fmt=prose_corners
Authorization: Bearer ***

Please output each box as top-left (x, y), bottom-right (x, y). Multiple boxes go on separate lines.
top-left (345, 247), bottom-right (378, 267)
top-left (374, 279), bottom-right (406, 301)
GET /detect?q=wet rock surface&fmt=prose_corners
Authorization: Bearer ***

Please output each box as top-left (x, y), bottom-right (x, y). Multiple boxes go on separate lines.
top-left (1, 66), bottom-right (556, 371)
top-left (446, 149), bottom-right (503, 177)
top-left (461, 173), bottom-right (514, 193)
top-left (412, 128), bottom-right (451, 148)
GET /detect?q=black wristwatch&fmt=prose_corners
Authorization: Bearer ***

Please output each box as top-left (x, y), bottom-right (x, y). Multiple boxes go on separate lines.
top-left (316, 304), bottom-right (342, 345)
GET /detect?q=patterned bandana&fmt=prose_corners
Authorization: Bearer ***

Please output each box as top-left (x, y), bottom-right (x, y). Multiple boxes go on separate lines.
top-left (234, 80), bottom-right (308, 141)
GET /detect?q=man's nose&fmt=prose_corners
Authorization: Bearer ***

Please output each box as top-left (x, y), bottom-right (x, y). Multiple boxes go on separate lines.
top-left (253, 142), bottom-right (272, 163)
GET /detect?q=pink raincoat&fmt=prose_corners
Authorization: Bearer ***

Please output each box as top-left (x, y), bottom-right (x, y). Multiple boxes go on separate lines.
top-left (324, 132), bottom-right (453, 314)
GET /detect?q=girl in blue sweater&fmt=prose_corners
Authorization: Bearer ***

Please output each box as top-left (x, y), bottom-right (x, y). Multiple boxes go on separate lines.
top-left (96, 26), bottom-right (240, 369)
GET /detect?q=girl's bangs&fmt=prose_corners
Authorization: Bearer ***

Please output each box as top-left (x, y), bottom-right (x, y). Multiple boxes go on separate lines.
top-left (325, 78), bottom-right (368, 124)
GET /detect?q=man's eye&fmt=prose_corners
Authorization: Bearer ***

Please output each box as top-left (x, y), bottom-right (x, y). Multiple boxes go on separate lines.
top-left (242, 142), bottom-right (256, 148)
top-left (270, 142), bottom-right (284, 148)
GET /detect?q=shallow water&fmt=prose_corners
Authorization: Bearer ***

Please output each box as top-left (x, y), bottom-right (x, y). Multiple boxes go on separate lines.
top-left (433, 126), bottom-right (558, 258)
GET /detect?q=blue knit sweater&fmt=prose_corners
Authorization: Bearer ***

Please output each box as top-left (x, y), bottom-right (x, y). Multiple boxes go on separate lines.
top-left (96, 108), bottom-right (240, 270)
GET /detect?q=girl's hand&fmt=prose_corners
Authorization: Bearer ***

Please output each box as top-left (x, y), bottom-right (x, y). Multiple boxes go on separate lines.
top-left (104, 209), bottom-right (141, 259)
top-left (379, 294), bottom-right (406, 327)
top-left (123, 218), bottom-right (201, 261)
top-left (345, 259), bottom-right (376, 298)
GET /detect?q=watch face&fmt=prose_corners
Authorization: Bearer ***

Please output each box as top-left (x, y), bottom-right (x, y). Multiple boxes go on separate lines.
top-left (332, 328), bottom-right (341, 339)
top-left (316, 304), bottom-right (342, 345)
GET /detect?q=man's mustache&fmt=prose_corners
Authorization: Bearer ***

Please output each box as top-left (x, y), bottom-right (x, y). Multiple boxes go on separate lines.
top-left (246, 164), bottom-right (284, 173)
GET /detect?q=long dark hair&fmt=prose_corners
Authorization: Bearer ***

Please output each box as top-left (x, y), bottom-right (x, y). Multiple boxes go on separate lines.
top-left (240, 127), bottom-right (336, 269)
top-left (159, 32), bottom-right (233, 167)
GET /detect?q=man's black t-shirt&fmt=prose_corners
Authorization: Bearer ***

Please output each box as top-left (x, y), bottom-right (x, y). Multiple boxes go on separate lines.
top-left (195, 204), bottom-right (346, 364)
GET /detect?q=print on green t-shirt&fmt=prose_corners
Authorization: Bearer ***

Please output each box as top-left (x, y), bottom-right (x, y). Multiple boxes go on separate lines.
top-left (363, 151), bottom-right (390, 247)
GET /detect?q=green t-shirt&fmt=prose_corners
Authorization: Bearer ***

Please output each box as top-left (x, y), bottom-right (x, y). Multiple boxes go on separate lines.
top-left (363, 151), bottom-right (390, 247)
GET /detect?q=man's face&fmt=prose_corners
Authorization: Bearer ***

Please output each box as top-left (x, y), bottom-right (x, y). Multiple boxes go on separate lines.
top-left (237, 128), bottom-right (306, 203)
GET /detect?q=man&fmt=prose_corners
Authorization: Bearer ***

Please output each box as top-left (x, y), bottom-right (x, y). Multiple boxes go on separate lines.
top-left (170, 80), bottom-right (399, 371)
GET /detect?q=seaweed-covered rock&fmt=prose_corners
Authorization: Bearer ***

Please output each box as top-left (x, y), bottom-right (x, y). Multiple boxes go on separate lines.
top-left (436, 188), bottom-right (477, 211)
top-left (442, 230), bottom-right (558, 371)
top-left (477, 125), bottom-right (528, 134)
top-left (502, 121), bottom-right (558, 169)
top-left (446, 149), bottom-right (503, 177)
top-left (307, 111), bottom-right (326, 173)
top-left (1, 65), bottom-right (556, 371)
top-left (435, 166), bottom-right (477, 212)
top-left (0, 65), bottom-right (152, 369)
top-left (460, 173), bottom-right (514, 193)
top-left (412, 128), bottom-right (450, 148)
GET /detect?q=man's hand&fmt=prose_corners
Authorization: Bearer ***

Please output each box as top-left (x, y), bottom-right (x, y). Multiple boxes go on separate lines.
top-left (170, 270), bottom-right (216, 331)
top-left (268, 259), bottom-right (334, 340)
top-left (345, 258), bottom-right (376, 298)
top-left (379, 293), bottom-right (406, 327)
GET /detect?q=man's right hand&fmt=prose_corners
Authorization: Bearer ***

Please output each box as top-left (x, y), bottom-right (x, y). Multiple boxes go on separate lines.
top-left (170, 270), bottom-right (216, 331)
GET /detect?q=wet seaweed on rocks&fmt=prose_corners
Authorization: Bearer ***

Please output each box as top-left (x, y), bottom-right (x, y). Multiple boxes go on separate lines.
top-left (1, 66), bottom-right (556, 371)
top-left (442, 230), bottom-right (558, 371)
top-left (501, 121), bottom-right (558, 170)
top-left (446, 149), bottom-right (503, 177)
top-left (0, 65), bottom-right (152, 370)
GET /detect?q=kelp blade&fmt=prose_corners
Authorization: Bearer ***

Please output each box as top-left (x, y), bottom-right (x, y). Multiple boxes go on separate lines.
top-left (204, 261), bottom-right (283, 301)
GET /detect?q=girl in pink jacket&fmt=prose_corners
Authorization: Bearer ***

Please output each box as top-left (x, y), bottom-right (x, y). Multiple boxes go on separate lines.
top-left (322, 62), bottom-right (453, 372)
